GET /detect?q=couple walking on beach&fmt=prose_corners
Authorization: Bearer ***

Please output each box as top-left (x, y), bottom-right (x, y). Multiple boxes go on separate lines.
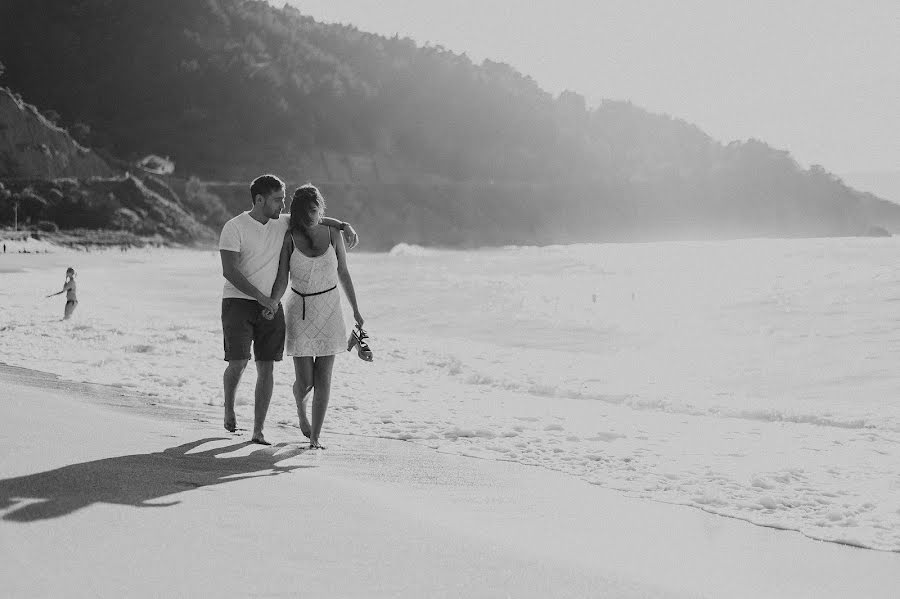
top-left (218, 175), bottom-right (372, 449)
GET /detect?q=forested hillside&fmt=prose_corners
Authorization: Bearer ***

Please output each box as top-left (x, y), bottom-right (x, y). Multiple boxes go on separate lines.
top-left (0, 83), bottom-right (213, 244)
top-left (0, 87), bottom-right (115, 179)
top-left (0, 0), bottom-right (896, 247)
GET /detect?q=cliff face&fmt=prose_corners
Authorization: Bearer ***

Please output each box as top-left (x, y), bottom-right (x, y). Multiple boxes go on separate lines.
top-left (0, 87), bottom-right (115, 179)
top-left (1, 175), bottom-right (216, 244)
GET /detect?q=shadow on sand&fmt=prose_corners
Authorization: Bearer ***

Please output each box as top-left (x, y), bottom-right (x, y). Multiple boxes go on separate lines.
top-left (0, 438), bottom-right (310, 522)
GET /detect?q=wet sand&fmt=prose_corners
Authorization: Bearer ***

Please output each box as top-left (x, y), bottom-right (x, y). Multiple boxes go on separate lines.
top-left (1, 363), bottom-right (899, 598)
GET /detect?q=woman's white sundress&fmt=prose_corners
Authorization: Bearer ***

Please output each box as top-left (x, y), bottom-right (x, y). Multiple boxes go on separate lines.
top-left (284, 241), bottom-right (346, 357)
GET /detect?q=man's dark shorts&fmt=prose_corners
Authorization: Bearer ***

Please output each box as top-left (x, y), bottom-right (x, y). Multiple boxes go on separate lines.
top-left (221, 298), bottom-right (285, 362)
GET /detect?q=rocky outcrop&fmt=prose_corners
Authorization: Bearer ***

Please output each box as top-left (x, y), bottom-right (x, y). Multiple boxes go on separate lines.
top-left (0, 87), bottom-right (115, 179)
top-left (1, 175), bottom-right (216, 245)
top-left (0, 88), bottom-right (214, 244)
top-left (856, 192), bottom-right (900, 235)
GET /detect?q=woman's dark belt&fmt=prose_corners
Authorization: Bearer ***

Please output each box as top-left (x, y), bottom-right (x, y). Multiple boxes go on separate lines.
top-left (291, 285), bottom-right (337, 319)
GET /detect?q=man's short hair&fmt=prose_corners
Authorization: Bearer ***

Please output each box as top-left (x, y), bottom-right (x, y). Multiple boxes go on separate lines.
top-left (249, 174), bottom-right (285, 205)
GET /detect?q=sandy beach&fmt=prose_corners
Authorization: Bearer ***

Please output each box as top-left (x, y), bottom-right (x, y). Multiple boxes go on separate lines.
top-left (1, 362), bottom-right (899, 598)
top-left (4, 242), bottom-right (900, 596)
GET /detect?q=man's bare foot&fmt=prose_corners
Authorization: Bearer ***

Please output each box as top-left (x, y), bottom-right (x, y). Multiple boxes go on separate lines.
top-left (308, 439), bottom-right (325, 450)
top-left (224, 411), bottom-right (237, 433)
top-left (298, 398), bottom-right (311, 438)
top-left (250, 435), bottom-right (271, 446)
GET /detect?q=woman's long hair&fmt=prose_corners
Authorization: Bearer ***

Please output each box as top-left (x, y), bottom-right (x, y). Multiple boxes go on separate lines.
top-left (288, 184), bottom-right (326, 232)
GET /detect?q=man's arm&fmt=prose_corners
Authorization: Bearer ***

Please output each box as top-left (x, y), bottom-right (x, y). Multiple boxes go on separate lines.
top-left (220, 250), bottom-right (278, 311)
top-left (270, 232), bottom-right (292, 302)
top-left (320, 216), bottom-right (359, 249)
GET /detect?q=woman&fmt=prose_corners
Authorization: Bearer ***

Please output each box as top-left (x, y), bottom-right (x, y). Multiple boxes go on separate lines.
top-left (274, 184), bottom-right (367, 449)
top-left (47, 267), bottom-right (78, 319)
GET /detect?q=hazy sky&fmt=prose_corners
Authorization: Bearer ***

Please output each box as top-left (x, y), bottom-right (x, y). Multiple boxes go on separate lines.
top-left (289, 0), bottom-right (898, 177)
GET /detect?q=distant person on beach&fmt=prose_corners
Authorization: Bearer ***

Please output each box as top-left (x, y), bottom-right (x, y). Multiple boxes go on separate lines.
top-left (219, 174), bottom-right (358, 445)
top-left (46, 267), bottom-right (78, 319)
top-left (271, 184), bottom-right (370, 450)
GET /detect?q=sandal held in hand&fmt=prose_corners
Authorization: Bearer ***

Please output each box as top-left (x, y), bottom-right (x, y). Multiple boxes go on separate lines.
top-left (347, 324), bottom-right (374, 362)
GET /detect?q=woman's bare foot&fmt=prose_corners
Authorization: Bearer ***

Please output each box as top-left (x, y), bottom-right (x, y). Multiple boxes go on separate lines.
top-left (308, 439), bottom-right (326, 450)
top-left (250, 434), bottom-right (271, 446)
top-left (298, 397), bottom-right (312, 438)
top-left (224, 410), bottom-right (237, 433)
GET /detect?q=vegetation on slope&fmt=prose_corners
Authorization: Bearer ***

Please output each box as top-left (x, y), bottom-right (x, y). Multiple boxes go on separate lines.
top-left (0, 0), bottom-right (895, 246)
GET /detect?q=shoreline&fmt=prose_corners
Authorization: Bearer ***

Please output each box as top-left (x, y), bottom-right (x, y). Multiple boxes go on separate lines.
top-left (0, 228), bottom-right (214, 254)
top-left (2, 362), bottom-right (900, 597)
top-left (1, 225), bottom-right (894, 258)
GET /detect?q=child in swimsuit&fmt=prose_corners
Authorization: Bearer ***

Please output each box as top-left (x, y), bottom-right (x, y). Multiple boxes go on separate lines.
top-left (47, 267), bottom-right (78, 319)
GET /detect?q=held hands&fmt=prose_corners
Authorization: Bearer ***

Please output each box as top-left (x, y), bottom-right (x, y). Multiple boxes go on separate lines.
top-left (259, 296), bottom-right (279, 320)
top-left (259, 296), bottom-right (279, 312)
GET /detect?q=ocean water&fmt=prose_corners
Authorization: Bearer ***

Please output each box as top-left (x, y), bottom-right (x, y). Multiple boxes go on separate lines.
top-left (2, 237), bottom-right (899, 551)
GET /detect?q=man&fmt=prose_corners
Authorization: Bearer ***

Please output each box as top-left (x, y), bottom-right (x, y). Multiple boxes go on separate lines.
top-left (218, 174), bottom-right (358, 444)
